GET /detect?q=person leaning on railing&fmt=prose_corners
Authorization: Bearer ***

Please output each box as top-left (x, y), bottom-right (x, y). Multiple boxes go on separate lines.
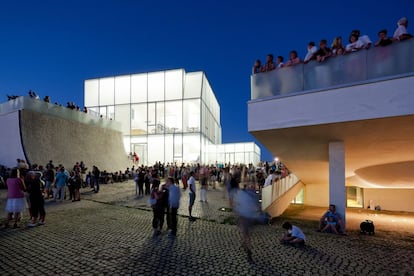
top-left (393, 17), bottom-right (413, 42)
top-left (284, 50), bottom-right (301, 66)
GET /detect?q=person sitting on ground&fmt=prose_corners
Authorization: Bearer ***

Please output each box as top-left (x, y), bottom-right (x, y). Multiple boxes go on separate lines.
top-left (252, 59), bottom-right (263, 74)
top-left (280, 221), bottom-right (306, 247)
top-left (393, 17), bottom-right (413, 41)
top-left (276, 55), bottom-right (284, 68)
top-left (375, 29), bottom-right (393, 47)
top-left (319, 204), bottom-right (344, 234)
top-left (331, 36), bottom-right (345, 56)
top-left (262, 54), bottom-right (276, 72)
top-left (284, 50), bottom-right (301, 66)
top-left (321, 216), bottom-right (338, 234)
top-left (314, 39), bottom-right (332, 62)
top-left (303, 41), bottom-right (317, 63)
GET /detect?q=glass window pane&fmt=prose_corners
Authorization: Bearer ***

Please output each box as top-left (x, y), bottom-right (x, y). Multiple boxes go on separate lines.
top-left (115, 75), bottom-right (131, 104)
top-left (245, 143), bottom-right (254, 152)
top-left (225, 144), bottom-right (235, 153)
top-left (165, 135), bottom-right (173, 163)
top-left (84, 79), bottom-right (99, 107)
top-left (115, 105), bottom-right (131, 135)
top-left (99, 77), bottom-right (115, 106)
top-left (184, 72), bottom-right (202, 98)
top-left (108, 106), bottom-right (115, 120)
top-left (183, 99), bottom-right (200, 133)
top-left (99, 107), bottom-right (107, 118)
top-left (148, 103), bottom-right (156, 134)
top-left (174, 134), bottom-right (183, 159)
top-left (148, 72), bottom-right (164, 102)
top-left (235, 143), bottom-right (245, 152)
top-left (183, 134), bottom-right (200, 163)
top-left (148, 135), bottom-right (164, 165)
top-left (156, 102), bottom-right (165, 134)
top-left (165, 101), bottom-right (183, 133)
top-left (131, 73), bottom-right (147, 103)
top-left (165, 70), bottom-right (183, 100)
top-left (131, 104), bottom-right (147, 135)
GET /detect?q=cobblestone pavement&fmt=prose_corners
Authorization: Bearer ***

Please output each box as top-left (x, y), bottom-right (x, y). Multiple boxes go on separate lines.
top-left (0, 181), bottom-right (413, 275)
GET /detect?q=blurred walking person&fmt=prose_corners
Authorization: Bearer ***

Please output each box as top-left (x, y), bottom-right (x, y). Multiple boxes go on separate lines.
top-left (233, 184), bottom-right (260, 263)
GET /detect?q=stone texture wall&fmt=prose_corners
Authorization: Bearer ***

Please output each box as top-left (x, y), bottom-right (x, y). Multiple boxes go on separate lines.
top-left (20, 109), bottom-right (132, 172)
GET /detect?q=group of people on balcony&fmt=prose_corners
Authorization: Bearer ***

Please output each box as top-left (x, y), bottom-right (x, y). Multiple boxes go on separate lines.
top-left (253, 17), bottom-right (412, 74)
top-left (6, 90), bottom-right (89, 114)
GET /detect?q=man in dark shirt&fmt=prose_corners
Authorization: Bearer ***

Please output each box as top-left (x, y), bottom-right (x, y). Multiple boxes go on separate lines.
top-left (375, 29), bottom-right (393, 47)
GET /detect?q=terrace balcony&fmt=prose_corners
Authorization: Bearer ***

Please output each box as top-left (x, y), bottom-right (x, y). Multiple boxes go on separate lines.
top-left (248, 39), bottom-right (414, 215)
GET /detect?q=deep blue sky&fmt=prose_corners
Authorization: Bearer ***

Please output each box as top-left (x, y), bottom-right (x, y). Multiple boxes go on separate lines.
top-left (1, 1), bottom-right (412, 161)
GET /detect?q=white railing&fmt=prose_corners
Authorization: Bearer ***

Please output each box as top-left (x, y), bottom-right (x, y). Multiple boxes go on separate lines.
top-left (261, 173), bottom-right (300, 210)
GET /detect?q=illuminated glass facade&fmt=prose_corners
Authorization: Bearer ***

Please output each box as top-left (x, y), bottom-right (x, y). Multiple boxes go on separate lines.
top-left (85, 69), bottom-right (260, 165)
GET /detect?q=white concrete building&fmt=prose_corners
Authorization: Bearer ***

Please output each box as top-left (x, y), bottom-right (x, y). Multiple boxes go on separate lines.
top-left (85, 69), bottom-right (260, 166)
top-left (249, 39), bottom-right (414, 220)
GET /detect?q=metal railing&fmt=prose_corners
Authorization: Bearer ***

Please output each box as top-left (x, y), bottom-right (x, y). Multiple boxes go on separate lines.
top-left (251, 39), bottom-right (414, 100)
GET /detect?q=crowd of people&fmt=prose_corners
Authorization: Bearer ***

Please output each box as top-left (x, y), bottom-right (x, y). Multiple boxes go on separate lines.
top-left (2, 157), bottom-right (346, 263)
top-left (253, 17), bottom-right (413, 74)
top-left (1, 158), bottom-right (137, 228)
top-left (6, 90), bottom-right (89, 114)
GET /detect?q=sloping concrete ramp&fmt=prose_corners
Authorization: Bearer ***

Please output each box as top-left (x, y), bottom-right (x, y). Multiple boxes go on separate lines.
top-left (261, 174), bottom-right (304, 218)
top-left (0, 97), bottom-right (131, 172)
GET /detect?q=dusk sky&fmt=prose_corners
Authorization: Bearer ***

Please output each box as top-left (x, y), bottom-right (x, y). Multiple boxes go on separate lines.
top-left (1, 1), bottom-right (412, 162)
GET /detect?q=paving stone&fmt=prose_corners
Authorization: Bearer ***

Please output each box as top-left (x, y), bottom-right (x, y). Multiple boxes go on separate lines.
top-left (0, 181), bottom-right (413, 275)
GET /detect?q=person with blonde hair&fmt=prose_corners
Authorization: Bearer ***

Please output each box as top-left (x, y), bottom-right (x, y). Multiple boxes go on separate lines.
top-left (331, 36), bottom-right (345, 56)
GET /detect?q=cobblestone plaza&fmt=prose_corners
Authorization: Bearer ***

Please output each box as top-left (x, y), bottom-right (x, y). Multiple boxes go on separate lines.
top-left (1, 181), bottom-right (413, 275)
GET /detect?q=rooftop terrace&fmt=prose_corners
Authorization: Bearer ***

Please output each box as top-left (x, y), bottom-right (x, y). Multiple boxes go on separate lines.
top-left (251, 38), bottom-right (414, 100)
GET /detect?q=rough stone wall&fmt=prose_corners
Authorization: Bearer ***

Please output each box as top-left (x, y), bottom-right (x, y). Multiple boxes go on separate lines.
top-left (20, 109), bottom-right (132, 172)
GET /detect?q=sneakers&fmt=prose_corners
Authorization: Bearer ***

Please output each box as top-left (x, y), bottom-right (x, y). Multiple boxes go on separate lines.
top-left (27, 222), bottom-right (37, 227)
top-left (38, 221), bottom-right (45, 225)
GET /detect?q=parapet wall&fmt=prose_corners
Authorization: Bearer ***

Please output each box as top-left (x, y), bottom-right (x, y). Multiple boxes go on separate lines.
top-left (20, 109), bottom-right (131, 172)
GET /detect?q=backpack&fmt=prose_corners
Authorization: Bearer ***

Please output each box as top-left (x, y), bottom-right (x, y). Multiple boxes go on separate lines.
top-left (360, 220), bottom-right (375, 235)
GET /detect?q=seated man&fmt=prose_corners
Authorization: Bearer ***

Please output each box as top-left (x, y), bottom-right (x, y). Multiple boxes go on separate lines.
top-left (319, 204), bottom-right (344, 234)
top-left (280, 221), bottom-right (306, 247)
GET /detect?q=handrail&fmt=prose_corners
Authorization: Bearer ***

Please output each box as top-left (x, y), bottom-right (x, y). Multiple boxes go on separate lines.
top-left (261, 173), bottom-right (299, 210)
top-left (251, 39), bottom-right (414, 100)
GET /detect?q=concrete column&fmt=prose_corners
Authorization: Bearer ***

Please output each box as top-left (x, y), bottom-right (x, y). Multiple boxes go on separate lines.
top-left (329, 141), bottom-right (346, 231)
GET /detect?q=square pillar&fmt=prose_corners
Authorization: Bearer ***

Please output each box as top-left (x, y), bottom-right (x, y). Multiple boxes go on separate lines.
top-left (329, 141), bottom-right (346, 231)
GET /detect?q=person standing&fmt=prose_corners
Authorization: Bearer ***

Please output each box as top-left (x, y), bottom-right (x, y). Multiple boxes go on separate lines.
top-left (188, 171), bottom-right (196, 221)
top-left (166, 177), bottom-right (180, 237)
top-left (54, 167), bottom-right (69, 202)
top-left (92, 166), bottom-right (100, 193)
top-left (150, 175), bottom-right (167, 237)
top-left (26, 171), bottom-right (46, 227)
top-left (4, 168), bottom-right (26, 228)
